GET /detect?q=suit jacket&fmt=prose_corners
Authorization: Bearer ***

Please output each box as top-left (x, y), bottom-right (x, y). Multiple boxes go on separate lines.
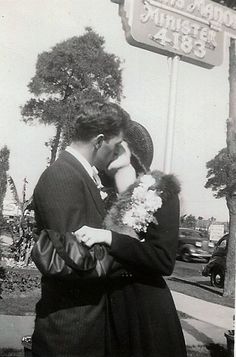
top-left (32, 151), bottom-right (108, 357)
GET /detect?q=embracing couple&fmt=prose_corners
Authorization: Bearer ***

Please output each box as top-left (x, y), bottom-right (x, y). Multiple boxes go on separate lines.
top-left (31, 101), bottom-right (187, 357)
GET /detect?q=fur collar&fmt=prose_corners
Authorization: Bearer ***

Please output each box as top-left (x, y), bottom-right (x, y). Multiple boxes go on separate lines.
top-left (154, 170), bottom-right (181, 201)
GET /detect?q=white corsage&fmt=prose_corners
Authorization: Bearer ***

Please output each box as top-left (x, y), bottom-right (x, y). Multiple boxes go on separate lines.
top-left (104, 171), bottom-right (163, 240)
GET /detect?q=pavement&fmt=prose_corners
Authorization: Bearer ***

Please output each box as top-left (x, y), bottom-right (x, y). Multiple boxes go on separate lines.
top-left (172, 291), bottom-right (234, 349)
top-left (0, 291), bottom-right (234, 352)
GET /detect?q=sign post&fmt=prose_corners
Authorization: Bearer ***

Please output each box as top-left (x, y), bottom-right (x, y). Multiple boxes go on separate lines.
top-left (164, 54), bottom-right (180, 173)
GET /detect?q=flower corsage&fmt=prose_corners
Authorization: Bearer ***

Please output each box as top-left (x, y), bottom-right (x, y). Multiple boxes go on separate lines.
top-left (103, 170), bottom-right (163, 241)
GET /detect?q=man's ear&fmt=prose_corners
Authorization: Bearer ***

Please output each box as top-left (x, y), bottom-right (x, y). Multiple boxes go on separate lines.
top-left (93, 134), bottom-right (104, 150)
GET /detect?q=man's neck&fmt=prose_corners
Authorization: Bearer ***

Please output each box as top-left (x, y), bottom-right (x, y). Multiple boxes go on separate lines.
top-left (70, 141), bottom-right (93, 165)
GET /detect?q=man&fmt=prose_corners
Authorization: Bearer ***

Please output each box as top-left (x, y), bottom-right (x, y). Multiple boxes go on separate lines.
top-left (31, 102), bottom-right (130, 357)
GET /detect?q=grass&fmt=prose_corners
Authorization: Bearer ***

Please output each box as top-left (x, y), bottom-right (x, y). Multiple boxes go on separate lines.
top-left (0, 266), bottom-right (40, 316)
top-left (0, 345), bottom-right (230, 357)
top-left (0, 291), bottom-right (39, 315)
top-left (167, 276), bottom-right (235, 308)
top-left (0, 268), bottom-right (233, 316)
top-left (187, 344), bottom-right (229, 357)
top-left (0, 349), bottom-right (24, 357)
top-left (0, 267), bottom-right (233, 357)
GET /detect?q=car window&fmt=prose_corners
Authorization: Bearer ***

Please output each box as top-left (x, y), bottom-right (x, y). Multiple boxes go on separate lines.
top-left (217, 239), bottom-right (227, 248)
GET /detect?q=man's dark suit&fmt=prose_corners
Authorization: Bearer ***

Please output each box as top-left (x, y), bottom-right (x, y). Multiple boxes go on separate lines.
top-left (32, 151), bottom-right (108, 357)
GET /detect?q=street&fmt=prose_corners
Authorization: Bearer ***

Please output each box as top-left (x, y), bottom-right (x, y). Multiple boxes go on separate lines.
top-left (172, 258), bottom-right (223, 293)
top-left (174, 259), bottom-right (208, 279)
top-left (166, 259), bottom-right (232, 306)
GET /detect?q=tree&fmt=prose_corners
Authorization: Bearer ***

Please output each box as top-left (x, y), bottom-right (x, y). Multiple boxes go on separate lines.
top-left (0, 146), bottom-right (10, 233)
top-left (205, 148), bottom-right (232, 198)
top-left (205, 40), bottom-right (236, 296)
top-left (205, 147), bottom-right (236, 297)
top-left (201, 0), bottom-right (236, 297)
top-left (224, 38), bottom-right (236, 297)
top-left (180, 214), bottom-right (197, 229)
top-left (21, 27), bottom-right (123, 164)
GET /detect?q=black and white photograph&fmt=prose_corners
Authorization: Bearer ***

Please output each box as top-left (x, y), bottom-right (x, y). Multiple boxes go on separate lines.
top-left (0, 1), bottom-right (235, 356)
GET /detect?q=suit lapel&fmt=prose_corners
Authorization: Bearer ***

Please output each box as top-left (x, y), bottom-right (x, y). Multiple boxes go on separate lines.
top-left (59, 151), bottom-right (106, 218)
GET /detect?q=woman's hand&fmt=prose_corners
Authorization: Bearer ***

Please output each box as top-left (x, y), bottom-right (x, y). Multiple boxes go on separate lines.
top-left (74, 226), bottom-right (112, 248)
top-left (108, 141), bottom-right (131, 173)
top-left (107, 141), bottom-right (136, 193)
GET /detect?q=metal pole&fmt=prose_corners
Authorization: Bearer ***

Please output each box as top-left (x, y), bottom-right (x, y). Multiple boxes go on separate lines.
top-left (163, 55), bottom-right (180, 174)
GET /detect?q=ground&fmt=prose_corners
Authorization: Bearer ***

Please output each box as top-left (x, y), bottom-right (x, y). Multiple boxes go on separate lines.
top-left (0, 260), bottom-right (234, 357)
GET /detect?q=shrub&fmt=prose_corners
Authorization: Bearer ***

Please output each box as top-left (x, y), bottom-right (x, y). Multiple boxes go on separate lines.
top-left (0, 267), bottom-right (40, 297)
top-left (0, 266), bottom-right (6, 297)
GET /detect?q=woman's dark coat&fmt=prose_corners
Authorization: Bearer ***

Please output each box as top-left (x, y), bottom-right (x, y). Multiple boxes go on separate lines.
top-left (106, 174), bottom-right (187, 357)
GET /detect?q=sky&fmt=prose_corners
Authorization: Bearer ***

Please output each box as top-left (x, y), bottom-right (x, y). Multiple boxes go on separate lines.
top-left (0, 0), bottom-right (232, 221)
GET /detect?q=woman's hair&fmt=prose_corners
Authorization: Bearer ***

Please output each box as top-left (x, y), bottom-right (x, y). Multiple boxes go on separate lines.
top-left (71, 101), bottom-right (131, 142)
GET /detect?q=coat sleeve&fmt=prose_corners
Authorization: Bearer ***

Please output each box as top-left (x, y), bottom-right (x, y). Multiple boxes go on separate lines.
top-left (109, 194), bottom-right (180, 276)
top-left (32, 164), bottom-right (99, 278)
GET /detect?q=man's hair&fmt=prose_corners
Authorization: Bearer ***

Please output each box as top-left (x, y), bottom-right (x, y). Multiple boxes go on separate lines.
top-left (71, 101), bottom-right (131, 142)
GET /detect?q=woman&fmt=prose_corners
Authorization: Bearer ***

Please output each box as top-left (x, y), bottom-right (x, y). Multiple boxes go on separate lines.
top-left (76, 121), bottom-right (187, 357)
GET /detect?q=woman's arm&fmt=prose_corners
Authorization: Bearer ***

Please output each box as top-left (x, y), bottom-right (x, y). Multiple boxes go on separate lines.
top-left (110, 194), bottom-right (179, 276)
top-left (76, 194), bottom-right (180, 276)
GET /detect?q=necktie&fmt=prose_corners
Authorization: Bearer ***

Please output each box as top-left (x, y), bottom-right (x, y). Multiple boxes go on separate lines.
top-left (92, 167), bottom-right (107, 200)
top-left (92, 166), bottom-right (103, 189)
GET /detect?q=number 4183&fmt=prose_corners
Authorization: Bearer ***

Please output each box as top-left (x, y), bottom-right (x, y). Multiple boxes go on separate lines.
top-left (150, 28), bottom-right (206, 59)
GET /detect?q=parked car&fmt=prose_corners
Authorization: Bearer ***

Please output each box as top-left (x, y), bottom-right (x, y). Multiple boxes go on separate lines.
top-left (177, 228), bottom-right (215, 262)
top-left (202, 234), bottom-right (228, 288)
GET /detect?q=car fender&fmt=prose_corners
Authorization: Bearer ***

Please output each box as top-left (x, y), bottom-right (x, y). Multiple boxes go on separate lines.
top-left (180, 243), bottom-right (196, 253)
top-left (202, 259), bottom-right (217, 276)
top-left (202, 257), bottom-right (225, 276)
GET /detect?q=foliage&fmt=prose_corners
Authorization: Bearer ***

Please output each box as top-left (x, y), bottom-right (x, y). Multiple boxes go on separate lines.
top-left (8, 214), bottom-right (36, 265)
top-left (212, 0), bottom-right (236, 9)
top-left (0, 216), bottom-right (12, 237)
top-left (180, 214), bottom-right (197, 229)
top-left (21, 27), bottom-right (123, 164)
top-left (0, 266), bottom-right (6, 297)
top-left (7, 175), bottom-right (22, 212)
top-left (0, 146), bottom-right (10, 211)
top-left (0, 266), bottom-right (40, 297)
top-left (205, 148), bottom-right (236, 198)
top-left (0, 146), bottom-right (10, 234)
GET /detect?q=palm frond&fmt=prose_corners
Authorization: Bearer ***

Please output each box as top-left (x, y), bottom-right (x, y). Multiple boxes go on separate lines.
top-left (7, 175), bottom-right (22, 209)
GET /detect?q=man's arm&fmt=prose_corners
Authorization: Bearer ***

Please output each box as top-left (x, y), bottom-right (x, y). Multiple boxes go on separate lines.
top-left (32, 165), bottom-right (98, 278)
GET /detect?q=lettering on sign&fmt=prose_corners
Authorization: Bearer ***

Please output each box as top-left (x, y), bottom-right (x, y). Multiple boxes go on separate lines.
top-left (117, 0), bottom-right (236, 67)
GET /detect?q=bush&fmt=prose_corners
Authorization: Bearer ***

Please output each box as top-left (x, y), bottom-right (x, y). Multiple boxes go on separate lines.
top-left (0, 266), bottom-right (6, 297)
top-left (0, 266), bottom-right (40, 297)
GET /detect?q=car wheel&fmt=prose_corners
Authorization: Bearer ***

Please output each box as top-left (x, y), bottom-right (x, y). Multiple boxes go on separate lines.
top-left (210, 268), bottom-right (224, 288)
top-left (181, 249), bottom-right (192, 262)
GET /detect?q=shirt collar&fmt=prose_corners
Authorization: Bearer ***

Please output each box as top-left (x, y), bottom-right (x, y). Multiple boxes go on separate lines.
top-left (65, 146), bottom-right (94, 179)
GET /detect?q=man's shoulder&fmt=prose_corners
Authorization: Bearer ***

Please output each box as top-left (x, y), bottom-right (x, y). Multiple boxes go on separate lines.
top-left (35, 152), bottom-right (84, 188)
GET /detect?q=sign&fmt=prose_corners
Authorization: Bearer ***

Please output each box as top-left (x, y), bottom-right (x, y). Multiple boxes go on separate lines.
top-left (209, 224), bottom-right (224, 241)
top-left (113, 0), bottom-right (236, 67)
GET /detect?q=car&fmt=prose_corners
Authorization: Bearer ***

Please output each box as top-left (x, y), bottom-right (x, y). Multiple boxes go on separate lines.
top-left (202, 234), bottom-right (228, 288)
top-left (177, 228), bottom-right (215, 262)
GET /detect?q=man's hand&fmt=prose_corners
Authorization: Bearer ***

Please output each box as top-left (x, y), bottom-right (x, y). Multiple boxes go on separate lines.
top-left (74, 226), bottom-right (112, 247)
